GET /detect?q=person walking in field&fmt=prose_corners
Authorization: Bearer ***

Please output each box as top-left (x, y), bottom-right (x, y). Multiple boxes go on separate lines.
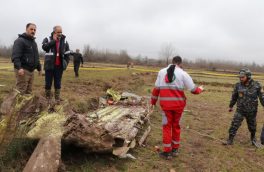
top-left (42, 25), bottom-right (70, 104)
top-left (151, 56), bottom-right (204, 159)
top-left (72, 49), bottom-right (83, 77)
top-left (224, 68), bottom-right (264, 146)
top-left (12, 23), bottom-right (42, 94)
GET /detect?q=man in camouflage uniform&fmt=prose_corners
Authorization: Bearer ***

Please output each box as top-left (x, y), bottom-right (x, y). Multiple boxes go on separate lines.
top-left (225, 68), bottom-right (264, 145)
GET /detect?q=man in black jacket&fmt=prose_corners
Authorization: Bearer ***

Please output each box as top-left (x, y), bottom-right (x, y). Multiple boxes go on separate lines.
top-left (42, 25), bottom-right (70, 104)
top-left (12, 23), bottom-right (41, 94)
top-left (72, 49), bottom-right (83, 77)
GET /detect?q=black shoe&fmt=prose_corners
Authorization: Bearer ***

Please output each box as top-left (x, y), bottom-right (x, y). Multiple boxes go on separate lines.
top-left (251, 137), bottom-right (257, 146)
top-left (251, 133), bottom-right (256, 145)
top-left (251, 138), bottom-right (263, 148)
top-left (171, 148), bottom-right (179, 157)
top-left (159, 152), bottom-right (172, 160)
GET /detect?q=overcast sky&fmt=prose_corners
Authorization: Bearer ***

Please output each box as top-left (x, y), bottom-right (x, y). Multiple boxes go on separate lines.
top-left (1, 0), bottom-right (264, 63)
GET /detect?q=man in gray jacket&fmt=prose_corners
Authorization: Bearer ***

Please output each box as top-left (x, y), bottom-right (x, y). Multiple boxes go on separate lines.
top-left (12, 23), bottom-right (42, 94)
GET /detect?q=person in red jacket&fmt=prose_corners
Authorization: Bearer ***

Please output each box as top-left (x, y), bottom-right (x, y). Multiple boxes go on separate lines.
top-left (151, 56), bottom-right (204, 159)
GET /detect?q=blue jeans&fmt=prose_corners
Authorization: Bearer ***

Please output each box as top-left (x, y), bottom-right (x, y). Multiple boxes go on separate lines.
top-left (45, 66), bottom-right (63, 90)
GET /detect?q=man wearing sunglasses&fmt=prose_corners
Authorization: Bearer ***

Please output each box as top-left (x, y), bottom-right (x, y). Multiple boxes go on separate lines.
top-left (42, 25), bottom-right (70, 104)
top-left (12, 23), bottom-right (42, 94)
top-left (225, 68), bottom-right (264, 146)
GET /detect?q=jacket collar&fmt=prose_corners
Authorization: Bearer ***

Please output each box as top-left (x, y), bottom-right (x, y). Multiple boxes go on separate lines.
top-left (241, 79), bottom-right (253, 86)
top-left (18, 33), bottom-right (35, 40)
top-left (167, 64), bottom-right (180, 68)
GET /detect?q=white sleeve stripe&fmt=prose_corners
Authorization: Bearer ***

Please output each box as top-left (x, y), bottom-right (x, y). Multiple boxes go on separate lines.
top-left (45, 52), bottom-right (53, 56)
top-left (64, 51), bottom-right (71, 54)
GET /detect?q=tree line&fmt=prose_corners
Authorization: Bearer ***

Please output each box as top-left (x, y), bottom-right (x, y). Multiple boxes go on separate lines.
top-left (0, 43), bottom-right (264, 72)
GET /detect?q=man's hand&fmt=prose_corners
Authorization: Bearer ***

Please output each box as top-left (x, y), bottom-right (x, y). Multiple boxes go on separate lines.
top-left (150, 104), bottom-right (155, 113)
top-left (18, 69), bottom-right (24, 76)
top-left (228, 108), bottom-right (233, 112)
top-left (53, 33), bottom-right (58, 41)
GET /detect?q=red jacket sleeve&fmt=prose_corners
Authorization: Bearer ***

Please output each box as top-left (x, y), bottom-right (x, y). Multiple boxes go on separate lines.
top-left (191, 87), bottom-right (202, 94)
top-left (151, 87), bottom-right (160, 105)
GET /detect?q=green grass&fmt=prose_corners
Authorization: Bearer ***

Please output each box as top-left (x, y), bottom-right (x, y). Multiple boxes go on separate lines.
top-left (1, 60), bottom-right (264, 171)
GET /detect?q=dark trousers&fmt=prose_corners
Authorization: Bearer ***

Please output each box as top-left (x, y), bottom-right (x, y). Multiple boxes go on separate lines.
top-left (74, 62), bottom-right (80, 77)
top-left (229, 111), bottom-right (257, 138)
top-left (45, 66), bottom-right (63, 90)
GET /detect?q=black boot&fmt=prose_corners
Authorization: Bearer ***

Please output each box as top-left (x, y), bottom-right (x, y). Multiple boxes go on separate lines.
top-left (251, 133), bottom-right (256, 145)
top-left (171, 148), bottom-right (179, 157)
top-left (159, 152), bottom-right (172, 160)
top-left (261, 126), bottom-right (264, 145)
top-left (251, 133), bottom-right (263, 148)
top-left (223, 135), bottom-right (234, 145)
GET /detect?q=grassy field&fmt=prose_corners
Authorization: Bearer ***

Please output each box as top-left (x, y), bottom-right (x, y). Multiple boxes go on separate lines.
top-left (1, 59), bottom-right (264, 172)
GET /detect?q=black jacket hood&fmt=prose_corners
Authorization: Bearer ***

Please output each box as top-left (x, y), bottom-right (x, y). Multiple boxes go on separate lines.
top-left (18, 33), bottom-right (35, 40)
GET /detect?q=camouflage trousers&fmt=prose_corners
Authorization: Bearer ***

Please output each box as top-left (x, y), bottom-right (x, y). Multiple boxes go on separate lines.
top-left (15, 69), bottom-right (34, 94)
top-left (229, 111), bottom-right (257, 137)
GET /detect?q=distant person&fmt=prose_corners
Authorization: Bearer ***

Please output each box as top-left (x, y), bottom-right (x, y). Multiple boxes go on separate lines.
top-left (131, 62), bottom-right (134, 68)
top-left (12, 23), bottom-right (41, 94)
top-left (72, 49), bottom-right (83, 77)
top-left (127, 62), bottom-right (134, 69)
top-left (42, 25), bottom-right (70, 104)
top-left (151, 56), bottom-right (204, 159)
top-left (224, 68), bottom-right (264, 146)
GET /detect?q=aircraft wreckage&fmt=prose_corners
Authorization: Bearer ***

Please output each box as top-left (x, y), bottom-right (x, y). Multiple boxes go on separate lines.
top-left (0, 89), bottom-right (152, 172)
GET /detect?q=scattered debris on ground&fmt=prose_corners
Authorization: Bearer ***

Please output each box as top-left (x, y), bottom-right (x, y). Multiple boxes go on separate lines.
top-left (0, 89), bottom-right (152, 171)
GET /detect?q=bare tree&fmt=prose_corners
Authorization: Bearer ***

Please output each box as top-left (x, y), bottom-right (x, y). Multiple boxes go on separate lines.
top-left (118, 49), bottom-right (131, 64)
top-left (159, 42), bottom-right (176, 65)
top-left (83, 44), bottom-right (94, 61)
top-left (0, 44), bottom-right (12, 58)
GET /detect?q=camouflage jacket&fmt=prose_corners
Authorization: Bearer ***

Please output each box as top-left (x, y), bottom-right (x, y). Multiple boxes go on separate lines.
top-left (229, 79), bottom-right (264, 112)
